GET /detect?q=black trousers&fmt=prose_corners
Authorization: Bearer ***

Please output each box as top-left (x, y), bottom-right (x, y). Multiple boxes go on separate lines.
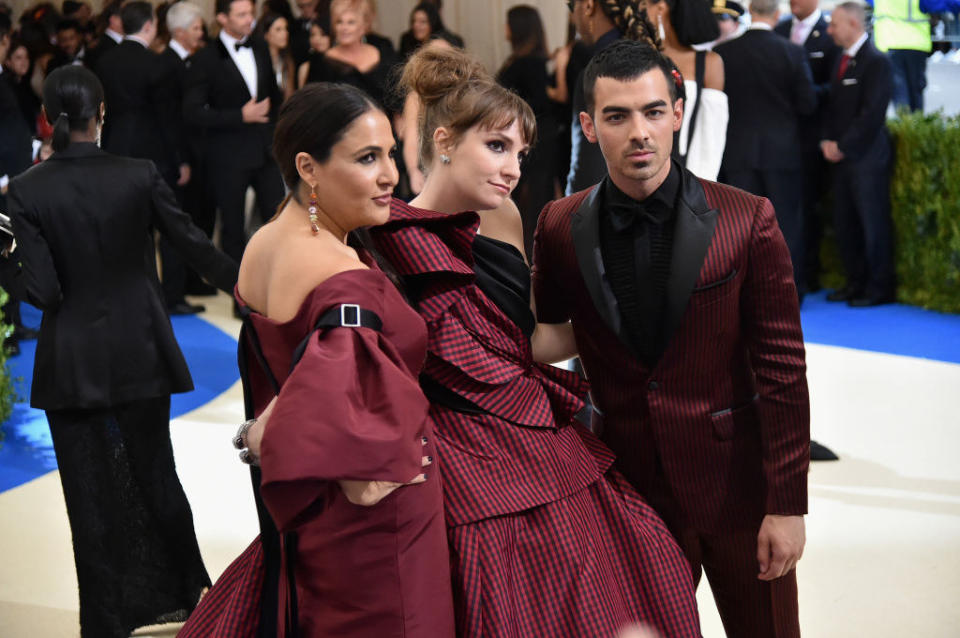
top-left (799, 148), bottom-right (831, 289)
top-left (722, 168), bottom-right (805, 295)
top-left (159, 169), bottom-right (190, 307)
top-left (210, 158), bottom-right (285, 263)
top-left (47, 396), bottom-right (211, 638)
top-left (889, 48), bottom-right (927, 113)
top-left (832, 156), bottom-right (895, 298)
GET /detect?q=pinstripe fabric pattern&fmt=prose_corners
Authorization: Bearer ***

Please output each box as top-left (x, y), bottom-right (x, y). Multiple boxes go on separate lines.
top-left (370, 200), bottom-right (703, 638)
top-left (533, 177), bottom-right (810, 535)
top-left (178, 537), bottom-right (264, 638)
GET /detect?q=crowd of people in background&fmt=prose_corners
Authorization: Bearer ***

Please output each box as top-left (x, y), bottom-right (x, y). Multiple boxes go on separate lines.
top-left (0, 0), bottom-right (953, 636)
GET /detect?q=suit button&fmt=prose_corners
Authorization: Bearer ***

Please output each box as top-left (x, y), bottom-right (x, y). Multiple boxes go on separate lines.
top-left (648, 381), bottom-right (659, 391)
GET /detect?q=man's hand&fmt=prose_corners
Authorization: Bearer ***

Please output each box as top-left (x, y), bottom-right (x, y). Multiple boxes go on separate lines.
top-left (241, 97), bottom-right (271, 123)
top-left (757, 514), bottom-right (805, 581)
top-left (177, 163), bottom-right (192, 186)
top-left (820, 139), bottom-right (844, 163)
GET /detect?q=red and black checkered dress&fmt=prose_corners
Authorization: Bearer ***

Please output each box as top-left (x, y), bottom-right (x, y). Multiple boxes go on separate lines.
top-left (369, 200), bottom-right (702, 638)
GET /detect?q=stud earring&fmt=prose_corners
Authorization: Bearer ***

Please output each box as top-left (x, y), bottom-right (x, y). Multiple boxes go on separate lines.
top-left (440, 154), bottom-right (451, 164)
top-left (308, 185), bottom-right (320, 234)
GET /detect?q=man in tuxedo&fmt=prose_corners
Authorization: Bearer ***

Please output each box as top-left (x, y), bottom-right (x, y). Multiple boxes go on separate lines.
top-left (86, 0), bottom-right (124, 70)
top-left (48, 19), bottom-right (88, 70)
top-left (775, 0), bottom-right (842, 293)
top-left (533, 40), bottom-right (809, 637)
top-left (184, 0), bottom-right (284, 264)
top-left (96, 2), bottom-right (200, 315)
top-left (290, 0), bottom-right (330, 66)
top-left (162, 2), bottom-right (218, 300)
top-left (822, 2), bottom-right (895, 306)
top-left (716, 0), bottom-right (816, 297)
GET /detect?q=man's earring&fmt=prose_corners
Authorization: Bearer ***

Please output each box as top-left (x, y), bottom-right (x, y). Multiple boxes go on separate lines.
top-left (440, 154), bottom-right (451, 164)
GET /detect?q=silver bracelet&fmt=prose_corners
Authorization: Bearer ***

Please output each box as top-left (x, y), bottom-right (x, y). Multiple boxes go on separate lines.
top-left (233, 418), bottom-right (257, 450)
top-left (239, 449), bottom-right (259, 466)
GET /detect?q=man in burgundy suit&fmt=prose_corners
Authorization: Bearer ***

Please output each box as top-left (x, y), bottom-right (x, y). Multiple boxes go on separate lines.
top-left (532, 40), bottom-right (810, 637)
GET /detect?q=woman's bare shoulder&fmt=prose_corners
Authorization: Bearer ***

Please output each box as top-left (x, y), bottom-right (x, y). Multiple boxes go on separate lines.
top-left (479, 198), bottom-right (526, 260)
top-left (703, 50), bottom-right (725, 91)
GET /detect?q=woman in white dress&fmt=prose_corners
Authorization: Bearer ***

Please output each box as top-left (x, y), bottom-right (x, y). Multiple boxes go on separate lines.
top-left (647, 0), bottom-right (729, 181)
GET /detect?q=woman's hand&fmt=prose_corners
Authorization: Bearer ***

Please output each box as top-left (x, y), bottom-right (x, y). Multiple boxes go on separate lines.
top-left (239, 396), bottom-right (277, 462)
top-left (531, 321), bottom-right (577, 364)
top-left (337, 438), bottom-right (433, 506)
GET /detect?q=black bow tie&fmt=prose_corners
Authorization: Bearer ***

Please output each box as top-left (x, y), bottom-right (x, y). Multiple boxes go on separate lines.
top-left (608, 200), bottom-right (664, 234)
top-left (234, 39), bottom-right (252, 50)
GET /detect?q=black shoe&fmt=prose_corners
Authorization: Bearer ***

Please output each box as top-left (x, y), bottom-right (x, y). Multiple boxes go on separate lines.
top-left (168, 302), bottom-right (206, 315)
top-left (826, 286), bottom-right (861, 302)
top-left (185, 281), bottom-right (218, 297)
top-left (12, 325), bottom-right (39, 341)
top-left (807, 280), bottom-right (822, 293)
top-left (847, 293), bottom-right (895, 308)
top-left (810, 440), bottom-right (839, 461)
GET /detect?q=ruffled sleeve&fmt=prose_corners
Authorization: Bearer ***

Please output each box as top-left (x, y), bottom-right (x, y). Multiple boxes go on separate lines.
top-left (679, 84), bottom-right (728, 181)
top-left (259, 325), bottom-right (429, 531)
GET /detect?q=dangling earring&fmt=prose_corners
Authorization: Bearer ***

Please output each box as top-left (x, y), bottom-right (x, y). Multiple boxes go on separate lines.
top-left (440, 154), bottom-right (451, 164)
top-left (308, 185), bottom-right (320, 234)
top-left (657, 15), bottom-right (666, 42)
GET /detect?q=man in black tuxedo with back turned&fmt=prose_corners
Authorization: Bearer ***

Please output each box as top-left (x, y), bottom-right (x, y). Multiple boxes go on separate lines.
top-left (96, 2), bottom-right (202, 315)
top-left (184, 0), bottom-right (284, 265)
top-left (821, 1), bottom-right (895, 307)
top-left (716, 0), bottom-right (816, 297)
top-left (86, 0), bottom-right (124, 70)
top-left (775, 0), bottom-right (841, 293)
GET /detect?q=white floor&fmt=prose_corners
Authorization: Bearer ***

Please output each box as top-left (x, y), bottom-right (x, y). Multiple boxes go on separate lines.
top-left (1, 292), bottom-right (958, 637)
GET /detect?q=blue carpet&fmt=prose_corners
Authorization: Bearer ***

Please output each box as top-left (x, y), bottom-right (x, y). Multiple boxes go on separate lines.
top-left (800, 291), bottom-right (960, 365)
top-left (0, 304), bottom-right (239, 492)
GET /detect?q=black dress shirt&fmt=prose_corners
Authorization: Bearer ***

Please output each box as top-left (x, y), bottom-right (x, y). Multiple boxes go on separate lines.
top-left (599, 162), bottom-right (680, 365)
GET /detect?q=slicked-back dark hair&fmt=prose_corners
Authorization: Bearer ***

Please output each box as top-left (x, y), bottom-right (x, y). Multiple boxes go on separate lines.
top-left (120, 1), bottom-right (154, 35)
top-left (42, 65), bottom-right (104, 152)
top-left (582, 39), bottom-right (678, 114)
top-left (216, 0), bottom-right (252, 17)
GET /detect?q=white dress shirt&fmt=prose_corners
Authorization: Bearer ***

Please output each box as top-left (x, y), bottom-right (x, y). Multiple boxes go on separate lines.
top-left (845, 32), bottom-right (869, 58)
top-left (219, 30), bottom-right (258, 100)
top-left (790, 9), bottom-right (822, 45)
top-left (168, 39), bottom-right (190, 61)
top-left (105, 29), bottom-right (124, 44)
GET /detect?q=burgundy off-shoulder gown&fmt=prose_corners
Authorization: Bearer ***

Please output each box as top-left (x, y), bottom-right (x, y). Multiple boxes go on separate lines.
top-left (179, 267), bottom-right (454, 638)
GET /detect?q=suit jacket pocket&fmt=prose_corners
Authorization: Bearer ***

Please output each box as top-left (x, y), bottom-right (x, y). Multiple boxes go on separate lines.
top-left (710, 393), bottom-right (759, 440)
top-left (693, 268), bottom-right (738, 292)
top-left (690, 268), bottom-right (739, 307)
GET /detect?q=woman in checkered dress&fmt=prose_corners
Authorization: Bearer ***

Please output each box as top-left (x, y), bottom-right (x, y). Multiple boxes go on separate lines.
top-left (368, 46), bottom-right (702, 638)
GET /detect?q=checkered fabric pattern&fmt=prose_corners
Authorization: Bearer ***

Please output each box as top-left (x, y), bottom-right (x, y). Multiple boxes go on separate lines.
top-left (370, 200), bottom-right (702, 638)
top-left (177, 537), bottom-right (263, 637)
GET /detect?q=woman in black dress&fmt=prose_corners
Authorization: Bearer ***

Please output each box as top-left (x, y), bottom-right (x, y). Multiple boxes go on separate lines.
top-left (8, 65), bottom-right (237, 638)
top-left (305, 0), bottom-right (397, 109)
top-left (496, 5), bottom-right (559, 256)
top-left (3, 37), bottom-right (41, 134)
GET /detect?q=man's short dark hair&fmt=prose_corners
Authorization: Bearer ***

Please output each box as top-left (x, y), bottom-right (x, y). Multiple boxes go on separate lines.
top-left (121, 1), bottom-right (154, 35)
top-left (0, 12), bottom-right (11, 41)
top-left (582, 39), bottom-right (680, 114)
top-left (216, 0), bottom-right (252, 17)
top-left (56, 18), bottom-right (81, 34)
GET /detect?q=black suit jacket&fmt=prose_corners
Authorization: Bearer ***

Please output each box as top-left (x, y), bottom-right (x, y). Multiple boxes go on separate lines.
top-left (8, 143), bottom-right (238, 410)
top-left (96, 40), bottom-right (181, 176)
top-left (775, 14), bottom-right (842, 150)
top-left (157, 46), bottom-right (194, 168)
top-left (822, 39), bottom-right (893, 165)
top-left (0, 73), bottom-right (32, 208)
top-left (183, 36), bottom-right (280, 170)
top-left (716, 28), bottom-right (816, 171)
top-left (85, 34), bottom-right (119, 70)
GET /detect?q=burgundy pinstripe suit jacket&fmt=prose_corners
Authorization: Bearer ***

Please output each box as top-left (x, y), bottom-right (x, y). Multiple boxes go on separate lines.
top-left (532, 169), bottom-right (810, 534)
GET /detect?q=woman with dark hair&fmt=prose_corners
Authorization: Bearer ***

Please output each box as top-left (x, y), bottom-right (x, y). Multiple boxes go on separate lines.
top-left (295, 19), bottom-right (330, 89)
top-left (7, 65), bottom-right (237, 638)
top-left (179, 81), bottom-right (454, 638)
top-left (497, 4), bottom-right (560, 255)
top-left (646, 0), bottom-right (728, 180)
top-left (3, 37), bottom-right (42, 134)
top-left (257, 11), bottom-right (296, 101)
top-left (376, 45), bottom-right (701, 638)
top-left (398, 1), bottom-right (442, 59)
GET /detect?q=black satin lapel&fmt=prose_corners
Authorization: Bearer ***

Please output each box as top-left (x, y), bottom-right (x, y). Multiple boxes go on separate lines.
top-left (570, 185), bottom-right (635, 353)
top-left (662, 175), bottom-right (718, 350)
top-left (217, 39), bottom-right (253, 101)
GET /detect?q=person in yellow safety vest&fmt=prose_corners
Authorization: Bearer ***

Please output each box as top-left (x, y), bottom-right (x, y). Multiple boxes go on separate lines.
top-left (871, 0), bottom-right (932, 111)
